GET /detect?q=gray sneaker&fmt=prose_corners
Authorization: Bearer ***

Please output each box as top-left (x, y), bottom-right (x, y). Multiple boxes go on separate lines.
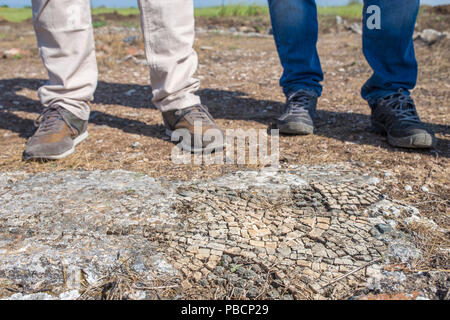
top-left (275, 89), bottom-right (318, 135)
top-left (371, 90), bottom-right (435, 149)
top-left (23, 106), bottom-right (88, 160)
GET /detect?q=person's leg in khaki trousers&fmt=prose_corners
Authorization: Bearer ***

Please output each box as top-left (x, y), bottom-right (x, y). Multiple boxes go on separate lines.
top-left (24, 0), bottom-right (221, 160)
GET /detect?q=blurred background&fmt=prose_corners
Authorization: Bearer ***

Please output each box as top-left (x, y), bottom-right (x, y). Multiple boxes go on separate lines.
top-left (0, 0), bottom-right (450, 8)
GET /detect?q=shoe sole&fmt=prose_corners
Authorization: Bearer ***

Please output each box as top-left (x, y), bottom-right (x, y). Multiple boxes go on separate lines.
top-left (278, 122), bottom-right (314, 135)
top-left (372, 122), bottom-right (435, 149)
top-left (23, 131), bottom-right (89, 161)
top-left (165, 128), bottom-right (224, 154)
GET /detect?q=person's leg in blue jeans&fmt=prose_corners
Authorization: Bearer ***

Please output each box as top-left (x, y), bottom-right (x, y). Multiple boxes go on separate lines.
top-left (268, 0), bottom-right (322, 135)
top-left (361, 0), bottom-right (419, 104)
top-left (268, 0), bottom-right (323, 97)
top-left (362, 0), bottom-right (435, 148)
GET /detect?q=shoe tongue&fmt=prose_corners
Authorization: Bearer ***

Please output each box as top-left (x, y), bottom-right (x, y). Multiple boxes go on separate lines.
top-left (189, 105), bottom-right (210, 116)
top-left (44, 107), bottom-right (63, 119)
top-left (191, 105), bottom-right (207, 113)
top-left (395, 100), bottom-right (415, 113)
top-left (190, 106), bottom-right (203, 112)
top-left (289, 95), bottom-right (310, 111)
top-left (37, 111), bottom-right (63, 133)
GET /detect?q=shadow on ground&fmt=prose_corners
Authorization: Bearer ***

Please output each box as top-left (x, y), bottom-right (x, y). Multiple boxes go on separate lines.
top-left (1, 78), bottom-right (448, 158)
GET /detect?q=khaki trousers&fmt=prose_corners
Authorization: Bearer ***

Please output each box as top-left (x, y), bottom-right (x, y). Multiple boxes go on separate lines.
top-left (31, 0), bottom-right (201, 121)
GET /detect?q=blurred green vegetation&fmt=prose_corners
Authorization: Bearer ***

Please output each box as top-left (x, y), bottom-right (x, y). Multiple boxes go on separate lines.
top-left (0, 4), bottom-right (368, 23)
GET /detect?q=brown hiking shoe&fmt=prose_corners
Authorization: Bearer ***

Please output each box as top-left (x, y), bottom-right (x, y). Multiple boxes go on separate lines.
top-left (23, 106), bottom-right (88, 160)
top-left (162, 104), bottom-right (223, 153)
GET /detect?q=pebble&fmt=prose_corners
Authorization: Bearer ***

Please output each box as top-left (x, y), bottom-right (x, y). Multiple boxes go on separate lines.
top-left (417, 28), bottom-right (446, 45)
top-left (131, 142), bottom-right (142, 148)
top-left (376, 223), bottom-right (393, 234)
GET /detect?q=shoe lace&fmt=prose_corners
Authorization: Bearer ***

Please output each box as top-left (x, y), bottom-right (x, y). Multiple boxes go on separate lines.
top-left (381, 90), bottom-right (421, 126)
top-left (34, 106), bottom-right (77, 135)
top-left (286, 91), bottom-right (314, 114)
top-left (177, 105), bottom-right (212, 123)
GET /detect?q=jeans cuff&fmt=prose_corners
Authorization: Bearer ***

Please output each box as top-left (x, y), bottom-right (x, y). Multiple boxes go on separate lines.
top-left (285, 86), bottom-right (321, 99)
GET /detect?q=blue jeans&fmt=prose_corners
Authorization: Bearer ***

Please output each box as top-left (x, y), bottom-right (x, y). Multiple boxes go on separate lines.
top-left (268, 0), bottom-right (419, 105)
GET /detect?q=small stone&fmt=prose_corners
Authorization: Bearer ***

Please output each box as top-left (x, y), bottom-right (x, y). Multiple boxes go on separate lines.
top-left (241, 251), bottom-right (257, 259)
top-left (369, 227), bottom-right (381, 237)
top-left (277, 246), bottom-right (291, 257)
top-left (198, 278), bottom-right (209, 287)
top-left (2, 48), bottom-right (32, 59)
top-left (249, 240), bottom-right (265, 248)
top-left (210, 250), bottom-right (222, 257)
top-left (300, 217), bottom-right (315, 228)
top-left (309, 228), bottom-right (324, 240)
top-left (248, 228), bottom-right (270, 237)
top-left (206, 260), bottom-right (217, 271)
top-left (317, 217), bottom-right (330, 224)
top-left (297, 260), bottom-right (312, 268)
top-left (316, 223), bottom-right (329, 230)
top-left (229, 227), bottom-right (240, 235)
top-left (349, 23), bottom-right (362, 35)
top-left (123, 35), bottom-right (139, 44)
top-left (418, 29), bottom-right (445, 45)
top-left (195, 248), bottom-right (211, 260)
top-left (208, 242), bottom-right (225, 251)
top-left (340, 266), bottom-right (353, 273)
top-left (268, 289), bottom-right (280, 299)
top-left (209, 230), bottom-right (220, 238)
top-left (131, 142), bottom-right (142, 149)
top-left (200, 268), bottom-right (209, 276)
top-left (193, 272), bottom-right (202, 282)
top-left (311, 243), bottom-right (328, 258)
top-left (265, 242), bottom-right (277, 249)
top-left (309, 283), bottom-right (322, 294)
top-left (186, 246), bottom-right (199, 254)
top-left (247, 288), bottom-right (259, 298)
top-left (375, 223), bottom-right (393, 234)
top-left (224, 216), bottom-right (235, 223)
top-left (279, 225), bottom-right (292, 234)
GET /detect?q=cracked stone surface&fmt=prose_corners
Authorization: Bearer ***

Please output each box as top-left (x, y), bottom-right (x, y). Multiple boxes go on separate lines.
top-left (0, 165), bottom-right (447, 300)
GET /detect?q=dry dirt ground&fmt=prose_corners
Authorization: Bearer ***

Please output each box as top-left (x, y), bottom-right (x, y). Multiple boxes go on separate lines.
top-left (0, 8), bottom-right (448, 300)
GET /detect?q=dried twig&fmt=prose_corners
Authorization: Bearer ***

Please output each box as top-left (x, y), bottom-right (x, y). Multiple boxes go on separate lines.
top-left (132, 284), bottom-right (179, 291)
top-left (321, 257), bottom-right (383, 289)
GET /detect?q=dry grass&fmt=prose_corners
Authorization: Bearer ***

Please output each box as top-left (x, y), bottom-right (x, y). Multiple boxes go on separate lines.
top-left (77, 257), bottom-right (181, 300)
